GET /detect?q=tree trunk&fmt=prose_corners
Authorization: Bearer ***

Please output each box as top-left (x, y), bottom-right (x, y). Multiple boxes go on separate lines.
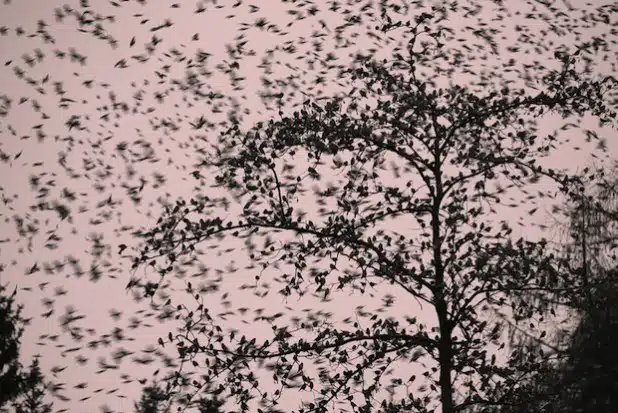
top-left (437, 302), bottom-right (455, 413)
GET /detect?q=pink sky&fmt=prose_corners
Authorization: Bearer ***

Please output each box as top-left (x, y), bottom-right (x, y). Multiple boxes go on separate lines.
top-left (1, 1), bottom-right (617, 412)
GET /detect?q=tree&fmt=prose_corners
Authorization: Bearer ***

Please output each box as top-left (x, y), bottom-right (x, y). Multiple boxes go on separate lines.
top-left (550, 159), bottom-right (618, 412)
top-left (11, 358), bottom-right (53, 413)
top-left (506, 161), bottom-right (618, 413)
top-left (134, 381), bottom-right (171, 413)
top-left (194, 397), bottom-right (225, 413)
top-left (559, 272), bottom-right (618, 412)
top-left (0, 285), bottom-right (52, 413)
top-left (124, 5), bottom-right (618, 413)
top-left (0, 284), bottom-right (25, 408)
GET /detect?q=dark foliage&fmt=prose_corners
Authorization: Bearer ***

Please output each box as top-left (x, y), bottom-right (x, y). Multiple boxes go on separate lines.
top-left (11, 358), bottom-right (53, 413)
top-left (0, 285), bottom-right (26, 408)
top-left (498, 165), bottom-right (618, 413)
top-left (134, 381), bottom-right (170, 413)
top-left (0, 285), bottom-right (52, 413)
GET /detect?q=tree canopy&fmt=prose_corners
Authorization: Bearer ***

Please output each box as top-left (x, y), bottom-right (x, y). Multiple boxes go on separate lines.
top-left (126, 4), bottom-right (617, 413)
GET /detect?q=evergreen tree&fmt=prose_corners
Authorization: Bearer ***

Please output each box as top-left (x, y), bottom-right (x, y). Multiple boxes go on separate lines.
top-left (0, 285), bottom-right (52, 413)
top-left (0, 284), bottom-right (25, 408)
top-left (134, 381), bottom-right (170, 413)
top-left (11, 358), bottom-right (53, 413)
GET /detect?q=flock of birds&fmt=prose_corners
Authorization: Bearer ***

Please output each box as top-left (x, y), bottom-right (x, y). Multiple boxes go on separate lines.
top-left (0, 0), bottom-right (617, 412)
